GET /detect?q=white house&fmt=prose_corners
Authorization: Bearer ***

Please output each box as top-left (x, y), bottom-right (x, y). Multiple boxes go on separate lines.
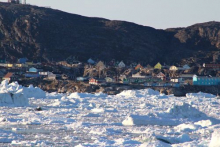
top-left (47, 72), bottom-right (56, 80)
top-left (118, 61), bottom-right (126, 68)
top-left (169, 65), bottom-right (178, 71)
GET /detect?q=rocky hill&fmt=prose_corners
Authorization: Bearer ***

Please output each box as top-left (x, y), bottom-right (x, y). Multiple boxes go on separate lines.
top-left (1, 2), bottom-right (220, 65)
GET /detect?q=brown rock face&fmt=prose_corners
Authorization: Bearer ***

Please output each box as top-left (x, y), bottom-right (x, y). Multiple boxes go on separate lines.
top-left (1, 3), bottom-right (220, 65)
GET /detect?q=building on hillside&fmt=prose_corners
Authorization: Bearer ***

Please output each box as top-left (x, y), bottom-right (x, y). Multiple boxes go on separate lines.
top-left (39, 72), bottom-right (48, 76)
top-left (135, 64), bottom-right (143, 70)
top-left (25, 72), bottom-right (40, 78)
top-left (154, 62), bottom-right (162, 70)
top-left (118, 61), bottom-right (126, 68)
top-left (146, 64), bottom-right (153, 69)
top-left (203, 63), bottom-right (220, 69)
top-left (76, 77), bottom-right (89, 82)
top-left (87, 58), bottom-right (95, 64)
top-left (170, 77), bottom-right (183, 83)
top-left (0, 63), bottom-right (7, 67)
top-left (26, 61), bottom-right (34, 66)
top-left (132, 73), bottom-right (148, 78)
top-left (96, 61), bottom-right (106, 70)
top-left (7, 64), bottom-right (13, 68)
top-left (18, 58), bottom-right (27, 64)
top-left (179, 74), bottom-right (194, 81)
top-left (89, 78), bottom-right (106, 85)
top-left (182, 64), bottom-right (190, 70)
top-left (47, 72), bottom-right (56, 80)
top-left (29, 67), bottom-right (38, 72)
top-left (193, 75), bottom-right (220, 85)
top-left (105, 77), bottom-right (115, 83)
top-left (156, 72), bottom-right (166, 80)
top-left (61, 74), bottom-right (68, 80)
top-left (15, 64), bottom-right (23, 68)
top-left (169, 65), bottom-right (178, 71)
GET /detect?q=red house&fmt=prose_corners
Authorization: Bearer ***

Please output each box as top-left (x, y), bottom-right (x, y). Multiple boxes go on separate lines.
top-left (89, 78), bottom-right (106, 85)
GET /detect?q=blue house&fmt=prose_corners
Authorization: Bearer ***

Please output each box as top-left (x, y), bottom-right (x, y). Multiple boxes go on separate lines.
top-left (193, 75), bottom-right (220, 85)
top-left (25, 72), bottom-right (40, 78)
top-left (29, 67), bottom-right (38, 72)
top-left (18, 58), bottom-right (27, 64)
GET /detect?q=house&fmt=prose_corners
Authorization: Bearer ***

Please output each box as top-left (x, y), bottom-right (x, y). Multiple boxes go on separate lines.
top-left (156, 72), bottom-right (166, 80)
top-left (47, 72), bottom-right (56, 80)
top-left (182, 64), bottom-right (190, 70)
top-left (126, 76), bottom-right (160, 84)
top-left (170, 77), bottom-right (182, 83)
top-left (29, 67), bottom-right (38, 72)
top-left (76, 77), bottom-right (89, 81)
top-left (169, 65), bottom-right (178, 71)
top-left (89, 78), bottom-right (106, 85)
top-left (57, 61), bottom-right (72, 69)
top-left (203, 63), bottom-right (220, 69)
top-left (39, 72), bottom-right (48, 76)
top-left (146, 64), bottom-right (153, 70)
top-left (25, 72), bottom-right (40, 78)
top-left (96, 61), bottom-right (106, 70)
top-left (179, 74), bottom-right (194, 81)
top-left (193, 75), bottom-right (220, 85)
top-left (154, 62), bottom-right (162, 70)
top-left (105, 77), bottom-right (115, 83)
top-left (135, 64), bottom-right (143, 70)
top-left (132, 73), bottom-right (148, 78)
top-left (61, 74), bottom-right (68, 80)
top-left (66, 56), bottom-right (81, 65)
top-left (26, 61), bottom-right (34, 66)
top-left (87, 58), bottom-right (95, 64)
top-left (7, 64), bottom-right (13, 68)
top-left (0, 63), bottom-right (7, 67)
top-left (15, 64), bottom-right (23, 68)
top-left (18, 58), bottom-right (27, 64)
top-left (2, 72), bottom-right (17, 82)
top-left (118, 61), bottom-right (126, 68)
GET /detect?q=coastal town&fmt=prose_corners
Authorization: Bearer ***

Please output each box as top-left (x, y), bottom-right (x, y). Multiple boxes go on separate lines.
top-left (2, 56), bottom-right (220, 91)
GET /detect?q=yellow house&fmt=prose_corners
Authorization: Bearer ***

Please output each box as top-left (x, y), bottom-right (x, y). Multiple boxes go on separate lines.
top-left (154, 62), bottom-right (162, 70)
top-left (7, 64), bottom-right (13, 68)
top-left (26, 62), bottom-right (33, 66)
top-left (169, 65), bottom-right (178, 71)
top-left (15, 64), bottom-right (23, 67)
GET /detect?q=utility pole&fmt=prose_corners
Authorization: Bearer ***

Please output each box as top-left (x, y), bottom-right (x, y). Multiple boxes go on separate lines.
top-left (23, 0), bottom-right (26, 4)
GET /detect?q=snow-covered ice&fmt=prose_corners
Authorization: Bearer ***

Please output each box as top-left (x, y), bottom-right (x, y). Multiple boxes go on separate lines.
top-left (0, 81), bottom-right (220, 146)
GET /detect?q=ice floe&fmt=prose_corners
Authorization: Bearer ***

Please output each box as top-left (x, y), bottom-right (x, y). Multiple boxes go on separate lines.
top-left (0, 82), bottom-right (219, 146)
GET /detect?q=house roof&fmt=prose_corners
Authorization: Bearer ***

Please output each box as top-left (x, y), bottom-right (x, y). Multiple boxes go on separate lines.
top-left (157, 72), bottom-right (165, 77)
top-left (135, 64), bottom-right (143, 70)
top-left (96, 61), bottom-right (105, 70)
top-left (154, 62), bottom-right (162, 69)
top-left (4, 72), bottom-right (13, 78)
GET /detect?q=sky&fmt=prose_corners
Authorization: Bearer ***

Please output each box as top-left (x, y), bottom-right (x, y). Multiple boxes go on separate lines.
top-left (1, 0), bottom-right (220, 29)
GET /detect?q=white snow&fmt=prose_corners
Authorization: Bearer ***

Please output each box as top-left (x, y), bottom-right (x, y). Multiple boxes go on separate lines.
top-left (209, 129), bottom-right (220, 147)
top-left (0, 82), bottom-right (219, 146)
